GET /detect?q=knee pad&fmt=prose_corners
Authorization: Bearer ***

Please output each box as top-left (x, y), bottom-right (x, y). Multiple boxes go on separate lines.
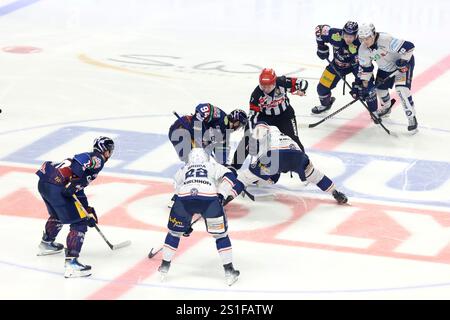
top-left (395, 85), bottom-right (415, 116)
top-left (168, 230), bottom-right (183, 238)
top-left (70, 220), bottom-right (88, 233)
top-left (206, 216), bottom-right (226, 235)
top-left (376, 89), bottom-right (390, 104)
top-left (317, 82), bottom-right (332, 96)
top-left (304, 161), bottom-right (325, 185)
top-left (395, 84), bottom-right (411, 97)
top-left (213, 231), bottom-right (228, 239)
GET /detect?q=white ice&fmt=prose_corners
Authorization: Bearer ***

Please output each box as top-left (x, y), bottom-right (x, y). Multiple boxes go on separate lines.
top-left (0, 0), bottom-right (449, 299)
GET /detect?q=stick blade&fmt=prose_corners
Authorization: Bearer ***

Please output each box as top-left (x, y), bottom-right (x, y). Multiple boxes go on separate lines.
top-left (112, 240), bottom-right (131, 250)
top-left (148, 247), bottom-right (162, 259)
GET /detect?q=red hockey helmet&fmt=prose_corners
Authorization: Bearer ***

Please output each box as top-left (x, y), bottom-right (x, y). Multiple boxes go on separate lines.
top-left (259, 68), bottom-right (276, 86)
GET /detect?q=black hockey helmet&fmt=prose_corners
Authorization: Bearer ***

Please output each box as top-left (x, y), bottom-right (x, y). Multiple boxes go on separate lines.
top-left (93, 136), bottom-right (115, 156)
top-left (343, 21), bottom-right (358, 36)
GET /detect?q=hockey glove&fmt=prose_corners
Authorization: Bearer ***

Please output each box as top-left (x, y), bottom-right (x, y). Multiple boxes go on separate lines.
top-left (294, 79), bottom-right (308, 94)
top-left (316, 44), bottom-right (329, 60)
top-left (61, 183), bottom-right (76, 198)
top-left (396, 59), bottom-right (409, 73)
top-left (350, 80), bottom-right (362, 99)
top-left (86, 206), bottom-right (98, 228)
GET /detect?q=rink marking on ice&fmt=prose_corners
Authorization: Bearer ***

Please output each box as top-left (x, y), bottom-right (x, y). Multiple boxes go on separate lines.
top-left (78, 54), bottom-right (176, 79)
top-left (313, 54), bottom-right (450, 150)
top-left (3, 166), bottom-right (450, 298)
top-left (5, 257), bottom-right (450, 296)
top-left (2, 165), bottom-right (450, 264)
top-left (86, 234), bottom-right (207, 300)
top-left (0, 0), bottom-right (40, 16)
top-left (2, 112), bottom-right (450, 137)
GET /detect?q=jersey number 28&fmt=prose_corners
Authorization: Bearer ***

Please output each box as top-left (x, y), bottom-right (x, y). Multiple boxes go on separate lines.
top-left (185, 168), bottom-right (208, 179)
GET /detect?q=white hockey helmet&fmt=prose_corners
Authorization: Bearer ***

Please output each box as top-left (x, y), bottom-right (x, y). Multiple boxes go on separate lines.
top-left (253, 122), bottom-right (271, 140)
top-left (188, 147), bottom-right (210, 164)
top-left (358, 23), bottom-right (376, 39)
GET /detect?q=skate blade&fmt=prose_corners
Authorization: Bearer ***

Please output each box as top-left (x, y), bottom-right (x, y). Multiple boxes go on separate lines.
top-left (37, 250), bottom-right (63, 256)
top-left (159, 272), bottom-right (167, 282)
top-left (64, 271), bottom-right (92, 278)
top-left (226, 276), bottom-right (239, 286)
top-left (310, 110), bottom-right (330, 116)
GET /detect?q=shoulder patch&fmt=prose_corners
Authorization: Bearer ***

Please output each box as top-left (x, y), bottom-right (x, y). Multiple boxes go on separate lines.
top-left (331, 32), bottom-right (342, 42)
top-left (90, 156), bottom-right (102, 169)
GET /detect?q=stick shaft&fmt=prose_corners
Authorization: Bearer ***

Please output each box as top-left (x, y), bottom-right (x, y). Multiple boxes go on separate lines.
top-left (325, 58), bottom-right (396, 135)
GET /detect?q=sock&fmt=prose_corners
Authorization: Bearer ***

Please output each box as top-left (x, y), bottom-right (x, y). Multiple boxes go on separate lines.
top-left (216, 235), bottom-right (232, 265)
top-left (162, 232), bottom-right (180, 262)
top-left (43, 217), bottom-right (63, 242)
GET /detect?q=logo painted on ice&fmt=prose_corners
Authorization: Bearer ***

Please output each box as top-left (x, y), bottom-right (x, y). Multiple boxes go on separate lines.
top-left (1, 125), bottom-right (450, 208)
top-left (1, 166), bottom-right (450, 265)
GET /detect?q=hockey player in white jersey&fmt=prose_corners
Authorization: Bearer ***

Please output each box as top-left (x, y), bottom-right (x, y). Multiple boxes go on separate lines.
top-left (158, 148), bottom-right (245, 286)
top-left (354, 23), bottom-right (417, 132)
top-left (237, 122), bottom-right (348, 204)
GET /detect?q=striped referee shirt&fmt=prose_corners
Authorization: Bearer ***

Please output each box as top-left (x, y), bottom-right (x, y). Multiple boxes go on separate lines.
top-left (249, 76), bottom-right (298, 116)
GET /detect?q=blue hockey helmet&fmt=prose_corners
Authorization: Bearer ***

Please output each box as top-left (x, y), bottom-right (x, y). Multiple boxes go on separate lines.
top-left (228, 109), bottom-right (248, 130)
top-left (93, 136), bottom-right (115, 156)
top-left (343, 21), bottom-right (358, 36)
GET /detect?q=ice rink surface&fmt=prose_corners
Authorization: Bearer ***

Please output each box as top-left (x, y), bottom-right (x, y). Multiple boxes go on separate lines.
top-left (0, 0), bottom-right (449, 299)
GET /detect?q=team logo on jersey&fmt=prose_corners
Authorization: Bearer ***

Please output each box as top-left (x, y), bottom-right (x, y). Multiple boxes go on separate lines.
top-left (331, 32), bottom-right (342, 42)
top-left (91, 156), bottom-right (102, 169)
top-left (169, 216), bottom-right (183, 227)
top-left (190, 188), bottom-right (198, 196)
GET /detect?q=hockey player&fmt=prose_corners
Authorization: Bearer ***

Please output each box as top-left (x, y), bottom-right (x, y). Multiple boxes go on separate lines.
top-left (249, 68), bottom-right (308, 150)
top-left (168, 104), bottom-right (248, 164)
top-left (354, 23), bottom-right (417, 132)
top-left (158, 148), bottom-right (245, 286)
top-left (35, 136), bottom-right (114, 278)
top-left (230, 68), bottom-right (308, 170)
top-left (237, 122), bottom-right (348, 204)
top-left (313, 21), bottom-right (360, 114)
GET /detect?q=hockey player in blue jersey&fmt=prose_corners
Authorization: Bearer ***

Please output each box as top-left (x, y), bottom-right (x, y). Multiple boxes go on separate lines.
top-left (353, 23), bottom-right (417, 132)
top-left (237, 122), bottom-right (348, 204)
top-left (35, 136), bottom-right (114, 278)
top-left (313, 21), bottom-right (360, 114)
top-left (158, 148), bottom-right (245, 286)
top-left (168, 104), bottom-right (248, 164)
top-left (168, 113), bottom-right (195, 162)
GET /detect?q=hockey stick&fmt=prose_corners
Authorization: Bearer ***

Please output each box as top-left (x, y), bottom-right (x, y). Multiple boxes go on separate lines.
top-left (148, 216), bottom-right (202, 259)
top-left (306, 71), bottom-right (399, 128)
top-left (172, 110), bottom-right (256, 201)
top-left (326, 58), bottom-right (397, 135)
top-left (72, 195), bottom-right (131, 250)
top-left (307, 98), bottom-right (359, 128)
top-left (343, 75), bottom-right (346, 96)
